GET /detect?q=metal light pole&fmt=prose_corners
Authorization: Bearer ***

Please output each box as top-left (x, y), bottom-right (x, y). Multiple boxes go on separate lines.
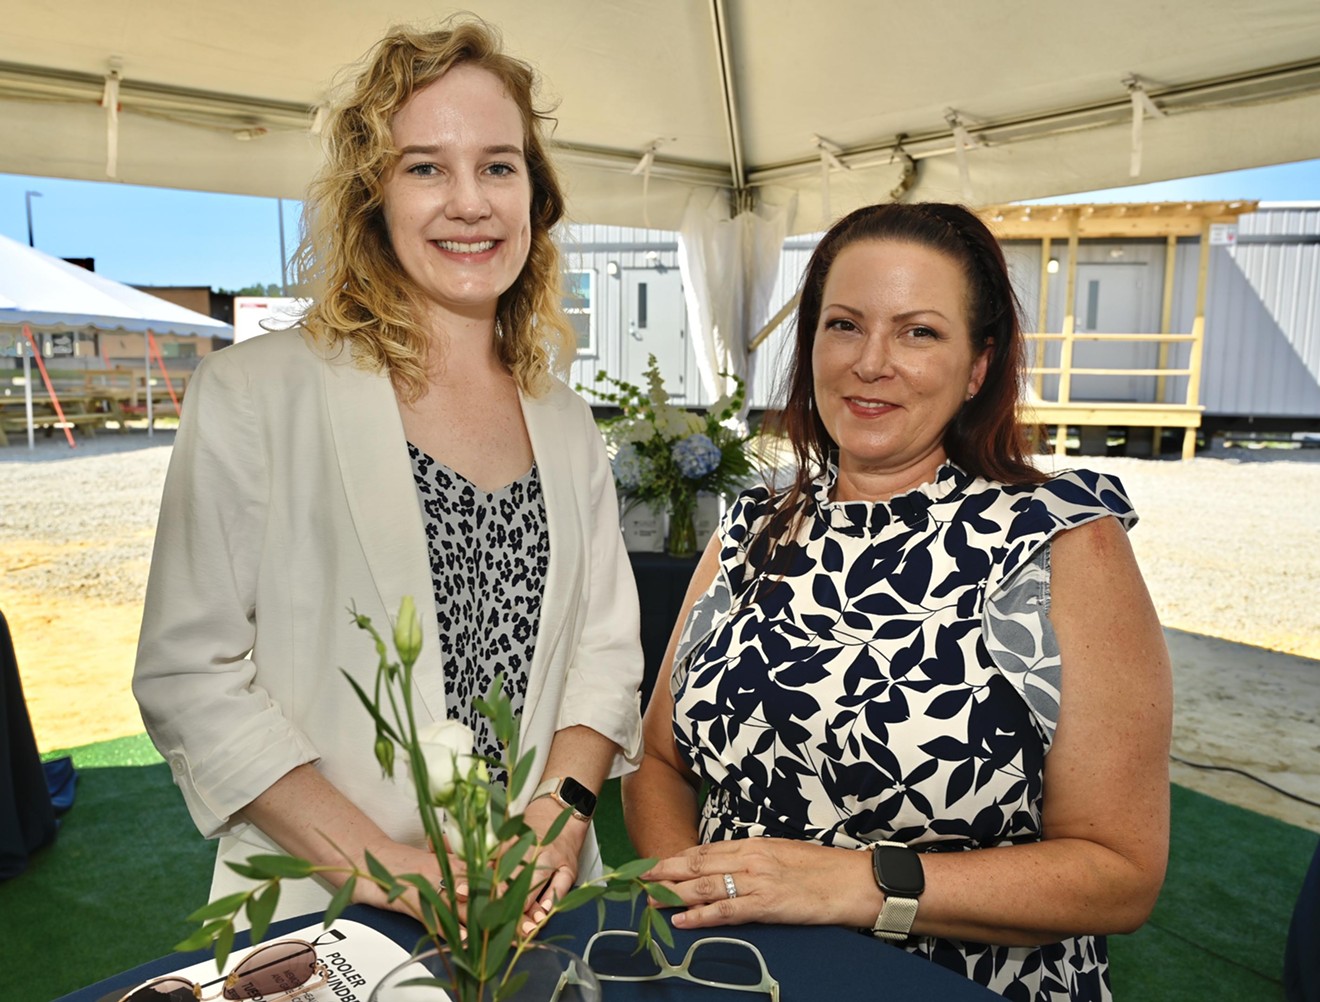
top-left (277, 197), bottom-right (289, 295)
top-left (24, 190), bottom-right (42, 247)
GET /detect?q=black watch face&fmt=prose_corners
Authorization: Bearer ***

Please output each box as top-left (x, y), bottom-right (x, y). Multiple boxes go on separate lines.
top-left (875, 846), bottom-right (924, 895)
top-left (560, 777), bottom-right (597, 817)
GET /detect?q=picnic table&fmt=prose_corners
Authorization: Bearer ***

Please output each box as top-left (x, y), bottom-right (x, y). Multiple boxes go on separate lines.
top-left (0, 368), bottom-right (188, 446)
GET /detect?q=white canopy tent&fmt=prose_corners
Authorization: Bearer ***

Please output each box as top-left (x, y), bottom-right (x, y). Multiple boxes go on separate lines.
top-left (0, 232), bottom-right (232, 447)
top-left (3, 0), bottom-right (1319, 398)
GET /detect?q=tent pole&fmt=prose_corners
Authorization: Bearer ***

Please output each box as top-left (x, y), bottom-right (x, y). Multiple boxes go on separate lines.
top-left (144, 329), bottom-right (153, 437)
top-left (22, 334), bottom-right (34, 450)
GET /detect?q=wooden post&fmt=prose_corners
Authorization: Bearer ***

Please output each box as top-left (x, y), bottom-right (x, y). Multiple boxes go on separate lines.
top-left (1035, 236), bottom-right (1051, 399)
top-left (748, 292), bottom-right (800, 354)
top-left (1152, 234), bottom-right (1178, 455)
top-left (1055, 216), bottom-right (1081, 456)
top-left (1183, 219), bottom-right (1212, 460)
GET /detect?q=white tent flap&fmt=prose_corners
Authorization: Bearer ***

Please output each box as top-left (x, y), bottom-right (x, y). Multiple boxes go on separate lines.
top-left (678, 188), bottom-right (795, 406)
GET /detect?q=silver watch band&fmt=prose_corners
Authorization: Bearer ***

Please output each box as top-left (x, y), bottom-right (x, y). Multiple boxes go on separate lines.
top-left (872, 894), bottom-right (919, 941)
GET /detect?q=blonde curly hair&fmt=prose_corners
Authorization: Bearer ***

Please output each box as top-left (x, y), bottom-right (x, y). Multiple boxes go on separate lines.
top-left (293, 17), bottom-right (576, 400)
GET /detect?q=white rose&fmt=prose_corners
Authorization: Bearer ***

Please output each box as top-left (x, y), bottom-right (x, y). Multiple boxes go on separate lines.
top-left (415, 719), bottom-right (475, 804)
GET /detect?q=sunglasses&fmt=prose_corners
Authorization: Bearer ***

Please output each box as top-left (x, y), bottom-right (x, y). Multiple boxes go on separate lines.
top-left (581, 929), bottom-right (780, 1001)
top-left (115, 935), bottom-right (335, 1002)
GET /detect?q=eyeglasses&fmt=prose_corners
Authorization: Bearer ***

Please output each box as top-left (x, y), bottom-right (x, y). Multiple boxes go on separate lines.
top-left (116, 936), bottom-right (333, 1002)
top-left (582, 930), bottom-right (780, 1001)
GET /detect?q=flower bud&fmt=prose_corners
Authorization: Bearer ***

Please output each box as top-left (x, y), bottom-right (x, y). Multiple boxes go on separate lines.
top-left (374, 735), bottom-right (396, 776)
top-left (393, 596), bottom-right (423, 667)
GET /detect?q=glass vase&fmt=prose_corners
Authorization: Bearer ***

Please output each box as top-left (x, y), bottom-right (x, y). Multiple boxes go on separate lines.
top-left (666, 495), bottom-right (698, 558)
top-left (368, 941), bottom-right (599, 1002)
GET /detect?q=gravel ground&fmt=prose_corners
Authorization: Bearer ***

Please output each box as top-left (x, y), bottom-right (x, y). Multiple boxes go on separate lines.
top-left (1035, 443), bottom-right (1320, 661)
top-left (3, 429), bottom-right (1318, 654)
top-left (1, 430), bottom-right (175, 606)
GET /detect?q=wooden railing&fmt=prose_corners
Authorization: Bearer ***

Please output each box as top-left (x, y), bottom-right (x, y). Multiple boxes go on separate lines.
top-left (1019, 319), bottom-right (1206, 460)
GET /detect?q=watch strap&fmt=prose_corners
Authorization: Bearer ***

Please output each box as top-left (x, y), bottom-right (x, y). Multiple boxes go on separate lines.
top-left (872, 894), bottom-right (920, 941)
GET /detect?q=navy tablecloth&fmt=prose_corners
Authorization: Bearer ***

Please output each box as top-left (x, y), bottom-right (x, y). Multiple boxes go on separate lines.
top-left (59, 898), bottom-right (1002, 1002)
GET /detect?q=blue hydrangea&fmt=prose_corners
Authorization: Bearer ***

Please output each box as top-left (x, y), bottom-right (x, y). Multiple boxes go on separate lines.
top-left (612, 442), bottom-right (647, 491)
top-left (672, 433), bottom-right (722, 479)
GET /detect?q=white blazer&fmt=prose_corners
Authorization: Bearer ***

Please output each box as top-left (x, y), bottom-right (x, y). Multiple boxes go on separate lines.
top-left (134, 329), bottom-right (644, 917)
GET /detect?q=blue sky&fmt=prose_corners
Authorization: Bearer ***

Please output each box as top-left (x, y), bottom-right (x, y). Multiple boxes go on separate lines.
top-left (1, 158), bottom-right (1318, 291)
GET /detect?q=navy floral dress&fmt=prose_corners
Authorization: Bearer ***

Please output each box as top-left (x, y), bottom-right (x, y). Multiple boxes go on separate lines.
top-left (670, 463), bottom-right (1136, 1002)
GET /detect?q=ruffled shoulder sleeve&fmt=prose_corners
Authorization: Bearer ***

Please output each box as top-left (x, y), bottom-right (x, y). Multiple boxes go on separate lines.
top-left (983, 468), bottom-right (1138, 748)
top-left (993, 469), bottom-right (1136, 600)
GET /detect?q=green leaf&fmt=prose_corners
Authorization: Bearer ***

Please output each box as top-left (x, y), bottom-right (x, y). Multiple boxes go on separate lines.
top-left (638, 905), bottom-right (652, 943)
top-left (485, 922), bottom-right (517, 973)
top-left (325, 876), bottom-right (356, 926)
top-left (223, 861), bottom-right (267, 881)
top-left (244, 854), bottom-right (315, 879)
top-left (494, 833), bottom-right (536, 883)
top-left (246, 884), bottom-right (280, 944)
top-left (551, 883), bottom-right (606, 913)
top-left (493, 813), bottom-right (527, 843)
top-left (364, 850), bottom-right (397, 888)
top-left (215, 922), bottom-right (236, 972)
top-left (644, 881), bottom-right (685, 907)
top-left (494, 970), bottom-right (529, 1001)
top-left (540, 805), bottom-right (572, 845)
top-left (648, 905), bottom-right (676, 948)
top-left (186, 892), bottom-right (250, 923)
top-left (608, 857), bottom-right (656, 881)
top-left (338, 670), bottom-right (402, 743)
top-left (433, 903), bottom-right (463, 949)
top-left (476, 886), bottom-right (523, 929)
top-left (173, 919), bottom-right (228, 954)
top-left (507, 749), bottom-right (536, 801)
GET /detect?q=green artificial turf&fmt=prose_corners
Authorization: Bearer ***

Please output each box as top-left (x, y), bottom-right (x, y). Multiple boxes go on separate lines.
top-left (4, 735), bottom-right (213, 1001)
top-left (5, 737), bottom-right (1315, 1002)
top-left (1107, 783), bottom-right (1318, 1001)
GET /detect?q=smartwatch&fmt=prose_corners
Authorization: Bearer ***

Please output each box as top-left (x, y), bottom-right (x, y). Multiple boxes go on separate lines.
top-left (531, 776), bottom-right (597, 822)
top-left (869, 841), bottom-right (924, 941)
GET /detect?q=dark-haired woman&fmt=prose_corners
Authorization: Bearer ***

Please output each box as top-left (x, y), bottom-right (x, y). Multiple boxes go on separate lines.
top-left (623, 202), bottom-right (1171, 1001)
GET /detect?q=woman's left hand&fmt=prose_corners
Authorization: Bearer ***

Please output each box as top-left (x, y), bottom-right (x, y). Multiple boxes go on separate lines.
top-left (518, 796), bottom-right (587, 935)
top-left (643, 837), bottom-right (873, 929)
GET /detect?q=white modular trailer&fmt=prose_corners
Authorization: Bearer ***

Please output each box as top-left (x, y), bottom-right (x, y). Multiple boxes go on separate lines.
top-left (560, 223), bottom-right (811, 412)
top-left (1201, 204), bottom-right (1320, 429)
top-left (561, 207), bottom-right (1320, 431)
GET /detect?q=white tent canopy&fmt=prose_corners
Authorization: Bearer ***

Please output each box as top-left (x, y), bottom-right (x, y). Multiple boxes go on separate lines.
top-left (3, 0), bottom-right (1318, 396)
top-left (0, 232), bottom-right (232, 447)
top-left (0, 233), bottom-right (233, 337)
